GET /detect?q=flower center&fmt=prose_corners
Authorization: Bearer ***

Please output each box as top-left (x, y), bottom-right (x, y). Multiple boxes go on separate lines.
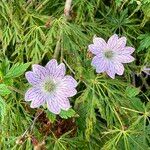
top-left (43, 80), bottom-right (56, 92)
top-left (104, 50), bottom-right (114, 59)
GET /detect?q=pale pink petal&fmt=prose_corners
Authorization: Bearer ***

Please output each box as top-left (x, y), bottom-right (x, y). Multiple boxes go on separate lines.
top-left (116, 55), bottom-right (135, 63)
top-left (55, 63), bottom-right (66, 78)
top-left (57, 86), bottom-right (77, 97)
top-left (142, 67), bottom-right (150, 75)
top-left (25, 87), bottom-right (42, 102)
top-left (61, 75), bottom-right (77, 88)
top-left (107, 34), bottom-right (118, 49)
top-left (113, 62), bottom-right (124, 75)
top-left (30, 93), bottom-right (46, 108)
top-left (106, 62), bottom-right (116, 79)
top-left (91, 56), bottom-right (107, 73)
top-left (57, 75), bottom-right (77, 97)
top-left (54, 93), bottom-right (71, 110)
top-left (143, 67), bottom-right (150, 71)
top-left (119, 47), bottom-right (135, 54)
top-left (47, 96), bottom-right (61, 114)
top-left (32, 64), bottom-right (48, 79)
top-left (25, 71), bottom-right (42, 85)
top-left (113, 37), bottom-right (127, 50)
top-left (88, 44), bottom-right (103, 55)
top-left (91, 56), bottom-right (101, 67)
top-left (45, 59), bottom-right (58, 75)
top-left (93, 37), bottom-right (107, 48)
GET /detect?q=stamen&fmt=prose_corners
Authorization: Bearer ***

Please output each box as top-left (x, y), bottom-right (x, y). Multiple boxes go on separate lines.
top-left (43, 80), bottom-right (56, 92)
top-left (104, 51), bottom-right (114, 59)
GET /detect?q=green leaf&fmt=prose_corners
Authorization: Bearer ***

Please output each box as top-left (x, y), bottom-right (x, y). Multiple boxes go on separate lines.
top-left (125, 86), bottom-right (140, 98)
top-left (59, 108), bottom-right (76, 119)
top-left (85, 92), bottom-right (97, 140)
top-left (0, 84), bottom-right (11, 96)
top-left (0, 96), bottom-right (6, 122)
top-left (129, 97), bottom-right (144, 111)
top-left (5, 63), bottom-right (31, 79)
top-left (137, 34), bottom-right (150, 52)
top-left (46, 110), bottom-right (56, 123)
top-left (115, 0), bottom-right (123, 7)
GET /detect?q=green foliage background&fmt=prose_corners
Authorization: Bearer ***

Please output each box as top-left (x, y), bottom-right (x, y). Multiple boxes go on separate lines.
top-left (0, 0), bottom-right (150, 149)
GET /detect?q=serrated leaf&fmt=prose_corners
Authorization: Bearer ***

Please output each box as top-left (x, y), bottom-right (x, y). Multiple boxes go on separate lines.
top-left (59, 108), bottom-right (76, 119)
top-left (46, 110), bottom-right (56, 123)
top-left (138, 34), bottom-right (150, 52)
top-left (85, 92), bottom-right (97, 140)
top-left (125, 86), bottom-right (140, 98)
top-left (129, 97), bottom-right (144, 111)
top-left (5, 63), bottom-right (31, 79)
top-left (0, 84), bottom-right (11, 96)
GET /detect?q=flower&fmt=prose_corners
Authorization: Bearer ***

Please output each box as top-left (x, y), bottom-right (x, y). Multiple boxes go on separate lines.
top-left (142, 66), bottom-right (150, 75)
top-left (25, 59), bottom-right (77, 114)
top-left (88, 34), bottom-right (135, 79)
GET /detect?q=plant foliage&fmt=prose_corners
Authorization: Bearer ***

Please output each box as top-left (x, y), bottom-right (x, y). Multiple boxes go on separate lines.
top-left (0, 0), bottom-right (150, 149)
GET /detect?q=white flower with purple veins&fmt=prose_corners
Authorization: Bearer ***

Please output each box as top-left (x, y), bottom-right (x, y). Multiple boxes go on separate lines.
top-left (88, 34), bottom-right (135, 79)
top-left (142, 66), bottom-right (150, 75)
top-left (25, 59), bottom-right (77, 114)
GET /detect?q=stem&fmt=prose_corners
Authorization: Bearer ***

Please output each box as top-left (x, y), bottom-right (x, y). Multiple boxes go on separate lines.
top-left (30, 110), bottom-right (43, 133)
top-left (53, 0), bottom-right (73, 59)
top-left (16, 110), bottom-right (43, 145)
top-left (21, 111), bottom-right (43, 138)
top-left (64, 0), bottom-right (72, 18)
top-left (119, 0), bottom-right (128, 11)
top-left (7, 86), bottom-right (24, 95)
top-left (53, 36), bottom-right (61, 59)
top-left (63, 58), bottom-right (75, 74)
top-left (128, 1), bottom-right (141, 19)
top-left (36, 0), bottom-right (49, 11)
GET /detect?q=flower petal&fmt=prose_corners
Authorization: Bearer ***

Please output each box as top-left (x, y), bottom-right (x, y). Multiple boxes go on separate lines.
top-left (25, 87), bottom-right (42, 101)
top-left (91, 55), bottom-right (101, 67)
top-left (45, 59), bottom-right (58, 76)
top-left (30, 93), bottom-right (46, 108)
top-left (91, 56), bottom-right (107, 73)
top-left (116, 55), bottom-right (135, 63)
top-left (54, 93), bottom-right (71, 110)
top-left (25, 87), bottom-right (46, 108)
top-left (61, 75), bottom-right (77, 88)
top-left (55, 63), bottom-right (66, 78)
top-left (32, 64), bottom-right (48, 79)
top-left (47, 95), bottom-right (61, 114)
top-left (119, 47), bottom-right (135, 54)
top-left (57, 86), bottom-right (77, 97)
top-left (65, 88), bottom-right (77, 97)
top-left (106, 62), bottom-right (116, 79)
top-left (57, 75), bottom-right (77, 97)
top-left (25, 71), bottom-right (42, 85)
top-left (93, 37), bottom-right (107, 48)
top-left (107, 34), bottom-right (118, 49)
top-left (88, 44), bottom-right (103, 55)
top-left (142, 67), bottom-right (150, 75)
top-left (113, 62), bottom-right (124, 75)
top-left (114, 36), bottom-right (127, 50)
